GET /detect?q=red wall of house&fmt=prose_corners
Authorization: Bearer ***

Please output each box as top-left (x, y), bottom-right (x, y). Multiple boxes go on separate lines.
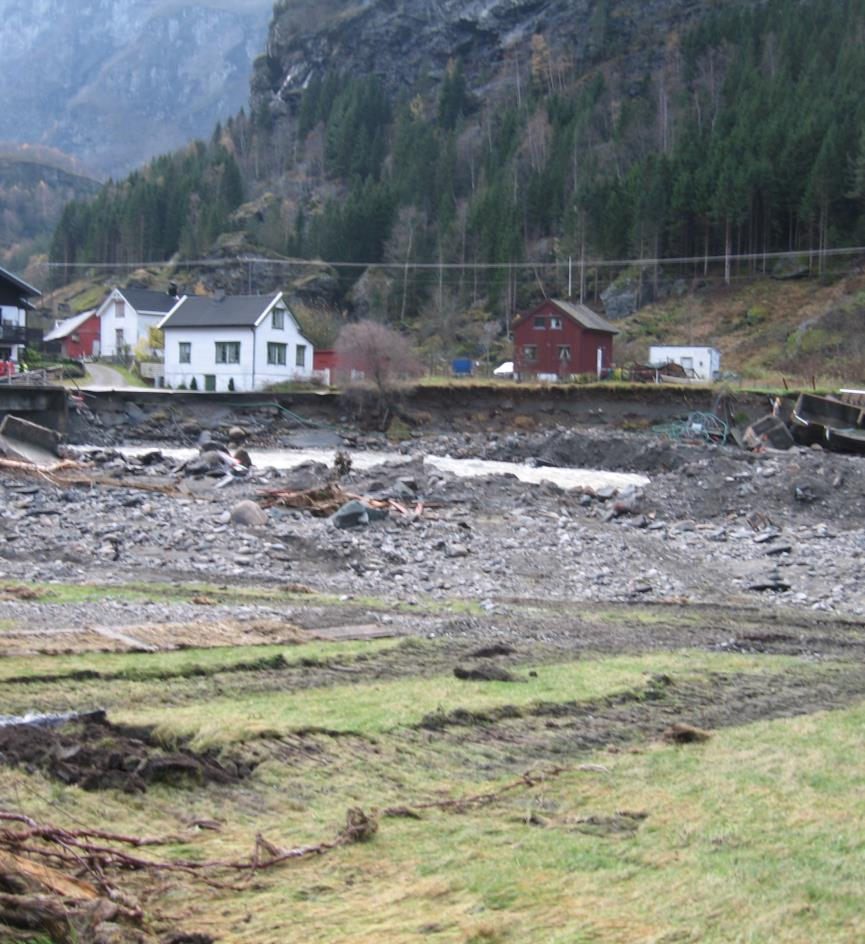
top-left (60, 314), bottom-right (100, 359)
top-left (313, 349), bottom-right (337, 371)
top-left (513, 301), bottom-right (614, 378)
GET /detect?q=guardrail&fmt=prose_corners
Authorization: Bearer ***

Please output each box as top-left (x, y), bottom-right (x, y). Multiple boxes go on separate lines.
top-left (0, 366), bottom-right (65, 386)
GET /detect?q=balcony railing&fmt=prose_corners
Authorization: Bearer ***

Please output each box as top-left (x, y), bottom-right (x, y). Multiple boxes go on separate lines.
top-left (0, 324), bottom-right (27, 344)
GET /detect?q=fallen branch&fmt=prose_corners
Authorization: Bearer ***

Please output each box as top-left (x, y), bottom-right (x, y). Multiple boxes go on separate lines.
top-left (0, 807), bottom-right (377, 891)
top-left (0, 457), bottom-right (178, 495)
top-left (380, 765), bottom-right (606, 817)
top-left (260, 482), bottom-right (437, 518)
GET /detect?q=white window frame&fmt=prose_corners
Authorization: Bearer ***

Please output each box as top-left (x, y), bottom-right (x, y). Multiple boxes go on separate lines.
top-left (272, 308), bottom-right (285, 330)
top-left (215, 341), bottom-right (241, 364)
top-left (268, 342), bottom-right (287, 365)
top-left (178, 341), bottom-right (191, 364)
top-left (295, 344), bottom-right (307, 368)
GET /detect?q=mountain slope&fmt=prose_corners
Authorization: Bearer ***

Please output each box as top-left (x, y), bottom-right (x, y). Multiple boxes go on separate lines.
top-left (0, 0), bottom-right (273, 176)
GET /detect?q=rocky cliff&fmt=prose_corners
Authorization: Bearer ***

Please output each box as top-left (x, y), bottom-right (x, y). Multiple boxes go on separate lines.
top-left (253, 0), bottom-right (728, 115)
top-left (0, 0), bottom-right (273, 176)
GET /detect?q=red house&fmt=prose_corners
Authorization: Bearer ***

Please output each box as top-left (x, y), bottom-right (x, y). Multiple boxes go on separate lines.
top-left (43, 310), bottom-right (101, 359)
top-left (512, 299), bottom-right (619, 381)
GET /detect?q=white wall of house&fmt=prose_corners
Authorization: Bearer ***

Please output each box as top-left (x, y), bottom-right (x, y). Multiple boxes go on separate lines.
top-left (162, 312), bottom-right (313, 391)
top-left (649, 345), bottom-right (721, 381)
top-left (252, 305), bottom-right (313, 387)
top-left (163, 327), bottom-right (254, 391)
top-left (98, 291), bottom-right (166, 358)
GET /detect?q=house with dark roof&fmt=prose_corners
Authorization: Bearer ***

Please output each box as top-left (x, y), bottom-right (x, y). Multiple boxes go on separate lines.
top-left (157, 291), bottom-right (314, 391)
top-left (512, 299), bottom-right (620, 381)
top-left (43, 309), bottom-right (101, 359)
top-left (0, 265), bottom-right (42, 367)
top-left (96, 286), bottom-right (182, 359)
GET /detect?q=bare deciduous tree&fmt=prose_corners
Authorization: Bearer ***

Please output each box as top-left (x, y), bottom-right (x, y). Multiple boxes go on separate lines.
top-left (335, 321), bottom-right (422, 429)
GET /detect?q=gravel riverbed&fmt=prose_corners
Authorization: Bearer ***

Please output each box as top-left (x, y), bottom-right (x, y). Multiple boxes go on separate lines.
top-left (3, 425), bottom-right (865, 633)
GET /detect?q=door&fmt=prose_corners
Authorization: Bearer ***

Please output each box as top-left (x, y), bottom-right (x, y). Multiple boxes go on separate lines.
top-left (204, 374), bottom-right (216, 392)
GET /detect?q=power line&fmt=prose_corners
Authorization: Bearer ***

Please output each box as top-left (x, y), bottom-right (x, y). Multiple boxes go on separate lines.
top-left (35, 244), bottom-right (865, 273)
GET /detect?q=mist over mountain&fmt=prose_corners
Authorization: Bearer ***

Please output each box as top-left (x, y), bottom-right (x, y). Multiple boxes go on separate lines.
top-left (0, 0), bottom-right (273, 177)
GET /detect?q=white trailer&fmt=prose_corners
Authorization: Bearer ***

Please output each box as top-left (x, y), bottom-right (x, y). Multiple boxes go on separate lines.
top-left (648, 345), bottom-right (721, 381)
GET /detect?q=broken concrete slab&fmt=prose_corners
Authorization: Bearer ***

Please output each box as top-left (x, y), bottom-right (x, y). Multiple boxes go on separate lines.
top-left (744, 415), bottom-right (794, 451)
top-left (0, 414), bottom-right (63, 461)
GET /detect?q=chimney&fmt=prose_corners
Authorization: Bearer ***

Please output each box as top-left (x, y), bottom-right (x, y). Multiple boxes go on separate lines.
top-left (167, 281), bottom-right (178, 298)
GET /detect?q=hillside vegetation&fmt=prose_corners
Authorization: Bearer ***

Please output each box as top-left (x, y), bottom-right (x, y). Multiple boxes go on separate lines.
top-left (46, 0), bottom-right (865, 380)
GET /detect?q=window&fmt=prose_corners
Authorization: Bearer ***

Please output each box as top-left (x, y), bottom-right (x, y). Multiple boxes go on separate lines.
top-left (215, 341), bottom-right (240, 364)
top-left (533, 317), bottom-right (546, 329)
top-left (178, 342), bottom-right (191, 364)
top-left (550, 317), bottom-right (563, 330)
top-left (523, 345), bottom-right (537, 362)
top-left (558, 345), bottom-right (572, 361)
top-left (267, 342), bottom-right (287, 365)
top-left (272, 308), bottom-right (285, 330)
top-left (115, 300), bottom-right (125, 319)
top-left (295, 344), bottom-right (307, 368)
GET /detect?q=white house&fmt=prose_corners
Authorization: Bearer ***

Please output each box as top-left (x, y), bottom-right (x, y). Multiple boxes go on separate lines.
top-left (0, 265), bottom-right (41, 366)
top-left (158, 291), bottom-right (314, 392)
top-left (648, 345), bottom-right (721, 381)
top-left (97, 286), bottom-right (182, 358)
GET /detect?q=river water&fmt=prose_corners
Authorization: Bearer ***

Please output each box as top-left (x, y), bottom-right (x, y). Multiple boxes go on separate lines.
top-left (118, 445), bottom-right (649, 492)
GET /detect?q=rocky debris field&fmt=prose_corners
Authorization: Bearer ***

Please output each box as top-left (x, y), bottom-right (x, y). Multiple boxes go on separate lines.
top-left (2, 426), bottom-right (865, 623)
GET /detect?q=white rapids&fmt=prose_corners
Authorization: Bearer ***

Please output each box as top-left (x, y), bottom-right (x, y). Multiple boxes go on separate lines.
top-left (117, 445), bottom-right (649, 492)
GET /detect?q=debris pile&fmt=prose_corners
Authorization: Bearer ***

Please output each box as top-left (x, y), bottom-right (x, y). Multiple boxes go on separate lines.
top-left (0, 713), bottom-right (252, 793)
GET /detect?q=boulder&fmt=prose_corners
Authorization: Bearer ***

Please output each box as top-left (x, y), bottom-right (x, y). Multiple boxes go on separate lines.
top-left (229, 500), bottom-right (268, 528)
top-left (331, 499), bottom-right (389, 529)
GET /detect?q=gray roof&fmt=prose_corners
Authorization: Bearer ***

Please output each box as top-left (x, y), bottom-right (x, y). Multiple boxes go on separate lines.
top-left (0, 264), bottom-right (41, 298)
top-left (119, 287), bottom-right (182, 315)
top-left (548, 299), bottom-right (620, 335)
top-left (161, 292), bottom-right (281, 329)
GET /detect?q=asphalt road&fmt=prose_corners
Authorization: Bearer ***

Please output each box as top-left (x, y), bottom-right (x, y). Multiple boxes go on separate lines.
top-left (79, 362), bottom-right (130, 389)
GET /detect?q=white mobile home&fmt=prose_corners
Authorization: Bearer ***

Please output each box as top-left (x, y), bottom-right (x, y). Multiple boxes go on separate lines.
top-left (97, 287), bottom-right (182, 358)
top-left (158, 291), bottom-right (313, 392)
top-left (648, 345), bottom-right (721, 381)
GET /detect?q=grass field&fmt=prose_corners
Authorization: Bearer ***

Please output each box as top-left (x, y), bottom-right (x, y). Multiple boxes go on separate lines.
top-left (2, 610), bottom-right (863, 943)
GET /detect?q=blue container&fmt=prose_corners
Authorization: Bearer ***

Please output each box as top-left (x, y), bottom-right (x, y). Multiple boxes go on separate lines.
top-left (451, 357), bottom-right (473, 376)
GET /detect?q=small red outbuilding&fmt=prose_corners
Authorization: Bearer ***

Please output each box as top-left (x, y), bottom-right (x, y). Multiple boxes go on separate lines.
top-left (512, 299), bottom-right (619, 381)
top-left (43, 310), bottom-right (101, 359)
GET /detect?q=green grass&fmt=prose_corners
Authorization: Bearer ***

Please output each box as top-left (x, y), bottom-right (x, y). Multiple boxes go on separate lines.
top-left (121, 650), bottom-right (800, 748)
top-left (4, 654), bottom-right (861, 943)
top-left (0, 638), bottom-right (403, 684)
top-left (4, 579), bottom-right (483, 617)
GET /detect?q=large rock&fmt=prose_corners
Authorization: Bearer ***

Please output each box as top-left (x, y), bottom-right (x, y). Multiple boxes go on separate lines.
top-left (230, 500), bottom-right (268, 528)
top-left (331, 499), bottom-right (389, 529)
top-left (600, 266), bottom-right (684, 319)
